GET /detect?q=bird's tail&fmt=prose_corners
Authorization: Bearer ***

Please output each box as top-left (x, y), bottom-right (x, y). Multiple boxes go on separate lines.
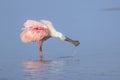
top-left (65, 36), bottom-right (80, 46)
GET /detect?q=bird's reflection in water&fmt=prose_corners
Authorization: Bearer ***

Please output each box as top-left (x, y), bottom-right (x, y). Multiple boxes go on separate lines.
top-left (23, 59), bottom-right (65, 80)
top-left (23, 56), bottom-right (80, 80)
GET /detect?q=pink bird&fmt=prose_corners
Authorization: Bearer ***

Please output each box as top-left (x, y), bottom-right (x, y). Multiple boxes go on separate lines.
top-left (20, 20), bottom-right (80, 60)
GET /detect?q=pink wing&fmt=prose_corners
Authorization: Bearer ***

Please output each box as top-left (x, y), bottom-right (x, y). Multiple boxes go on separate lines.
top-left (20, 20), bottom-right (49, 43)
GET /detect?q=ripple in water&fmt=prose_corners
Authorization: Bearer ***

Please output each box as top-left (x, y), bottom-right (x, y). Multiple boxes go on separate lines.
top-left (23, 56), bottom-right (80, 80)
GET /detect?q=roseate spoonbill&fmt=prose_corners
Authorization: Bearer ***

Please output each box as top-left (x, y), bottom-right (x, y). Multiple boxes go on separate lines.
top-left (20, 20), bottom-right (80, 59)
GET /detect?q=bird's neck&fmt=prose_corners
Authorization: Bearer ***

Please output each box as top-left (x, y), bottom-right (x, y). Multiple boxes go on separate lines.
top-left (54, 31), bottom-right (66, 41)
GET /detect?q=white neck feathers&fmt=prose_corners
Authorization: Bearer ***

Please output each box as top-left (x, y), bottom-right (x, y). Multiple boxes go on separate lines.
top-left (40, 20), bottom-right (66, 40)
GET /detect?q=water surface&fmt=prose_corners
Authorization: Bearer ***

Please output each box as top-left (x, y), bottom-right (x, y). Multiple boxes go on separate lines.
top-left (0, 52), bottom-right (120, 80)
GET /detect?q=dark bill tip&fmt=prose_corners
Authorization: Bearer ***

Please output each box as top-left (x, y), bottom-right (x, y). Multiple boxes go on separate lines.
top-left (72, 41), bottom-right (80, 46)
top-left (64, 36), bottom-right (80, 47)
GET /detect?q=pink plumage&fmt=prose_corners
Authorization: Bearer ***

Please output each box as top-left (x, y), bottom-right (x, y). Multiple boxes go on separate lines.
top-left (20, 20), bottom-right (80, 60)
top-left (20, 20), bottom-right (49, 43)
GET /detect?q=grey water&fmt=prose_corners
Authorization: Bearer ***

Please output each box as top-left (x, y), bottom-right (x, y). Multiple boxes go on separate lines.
top-left (0, 0), bottom-right (120, 80)
top-left (0, 51), bottom-right (120, 80)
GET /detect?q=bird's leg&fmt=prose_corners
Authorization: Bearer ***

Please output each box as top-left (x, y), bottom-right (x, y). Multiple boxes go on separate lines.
top-left (38, 41), bottom-right (43, 60)
top-left (64, 36), bottom-right (80, 46)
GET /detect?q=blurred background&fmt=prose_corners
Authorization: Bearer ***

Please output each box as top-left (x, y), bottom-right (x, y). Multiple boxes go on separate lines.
top-left (0, 0), bottom-right (120, 60)
top-left (0, 0), bottom-right (120, 80)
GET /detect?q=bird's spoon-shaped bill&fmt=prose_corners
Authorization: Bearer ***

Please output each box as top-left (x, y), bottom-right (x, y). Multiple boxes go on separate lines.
top-left (65, 36), bottom-right (80, 46)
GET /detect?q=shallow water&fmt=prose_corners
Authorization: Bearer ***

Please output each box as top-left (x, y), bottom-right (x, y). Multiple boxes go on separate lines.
top-left (0, 52), bottom-right (120, 80)
top-left (0, 0), bottom-right (120, 80)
